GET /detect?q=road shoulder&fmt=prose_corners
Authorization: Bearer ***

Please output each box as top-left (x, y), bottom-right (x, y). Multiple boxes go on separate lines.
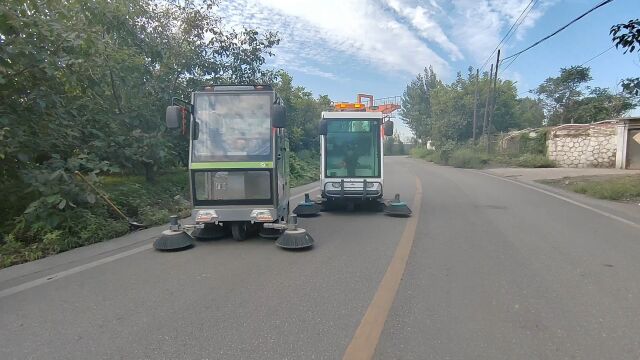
top-left (479, 168), bottom-right (640, 228)
top-left (0, 182), bottom-right (320, 291)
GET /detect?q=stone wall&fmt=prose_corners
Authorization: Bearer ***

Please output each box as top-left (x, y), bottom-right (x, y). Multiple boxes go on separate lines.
top-left (547, 122), bottom-right (617, 168)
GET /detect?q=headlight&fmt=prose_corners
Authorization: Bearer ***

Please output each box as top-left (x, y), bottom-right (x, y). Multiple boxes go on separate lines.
top-left (366, 183), bottom-right (375, 188)
top-left (331, 183), bottom-right (341, 188)
top-left (196, 210), bottom-right (218, 223)
top-left (250, 209), bottom-right (273, 222)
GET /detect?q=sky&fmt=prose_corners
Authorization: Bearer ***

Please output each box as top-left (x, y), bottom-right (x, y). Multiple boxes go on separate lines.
top-left (218, 0), bottom-right (640, 139)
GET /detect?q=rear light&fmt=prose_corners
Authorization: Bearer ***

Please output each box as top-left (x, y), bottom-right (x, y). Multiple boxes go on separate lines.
top-left (196, 210), bottom-right (218, 223)
top-left (250, 209), bottom-right (273, 222)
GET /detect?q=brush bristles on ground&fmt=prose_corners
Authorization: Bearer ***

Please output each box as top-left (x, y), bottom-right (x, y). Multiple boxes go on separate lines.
top-left (384, 204), bottom-right (412, 217)
top-left (293, 203), bottom-right (321, 216)
top-left (275, 229), bottom-right (314, 249)
top-left (154, 230), bottom-right (194, 251)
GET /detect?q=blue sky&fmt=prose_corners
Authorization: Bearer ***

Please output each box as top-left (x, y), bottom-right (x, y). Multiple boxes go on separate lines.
top-left (219, 0), bottom-right (639, 139)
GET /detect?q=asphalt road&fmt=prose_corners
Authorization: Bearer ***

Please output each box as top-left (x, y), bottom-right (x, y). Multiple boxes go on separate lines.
top-left (2, 157), bottom-right (640, 359)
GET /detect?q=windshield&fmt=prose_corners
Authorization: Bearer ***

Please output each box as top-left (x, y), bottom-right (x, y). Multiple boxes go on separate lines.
top-left (192, 93), bottom-right (272, 162)
top-left (325, 119), bottom-right (381, 178)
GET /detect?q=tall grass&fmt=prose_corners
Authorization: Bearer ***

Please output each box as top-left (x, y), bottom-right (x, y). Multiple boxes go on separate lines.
top-left (571, 176), bottom-right (640, 200)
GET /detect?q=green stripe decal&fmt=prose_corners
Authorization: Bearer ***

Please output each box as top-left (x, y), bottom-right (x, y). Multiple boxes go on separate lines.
top-left (190, 161), bottom-right (273, 169)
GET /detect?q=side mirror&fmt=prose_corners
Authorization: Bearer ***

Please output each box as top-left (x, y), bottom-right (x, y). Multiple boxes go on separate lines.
top-left (384, 120), bottom-right (394, 136)
top-left (166, 106), bottom-right (181, 129)
top-left (319, 119), bottom-right (328, 135)
top-left (272, 104), bottom-right (287, 128)
top-left (192, 120), bottom-right (199, 140)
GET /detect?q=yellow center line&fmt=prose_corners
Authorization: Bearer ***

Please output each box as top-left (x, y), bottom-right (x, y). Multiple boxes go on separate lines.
top-left (342, 177), bottom-right (423, 360)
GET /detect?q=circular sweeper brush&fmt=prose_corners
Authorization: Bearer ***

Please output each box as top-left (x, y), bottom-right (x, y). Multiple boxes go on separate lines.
top-left (275, 215), bottom-right (314, 250)
top-left (153, 230), bottom-right (194, 251)
top-left (384, 194), bottom-right (412, 217)
top-left (153, 216), bottom-right (194, 251)
top-left (292, 193), bottom-right (321, 217)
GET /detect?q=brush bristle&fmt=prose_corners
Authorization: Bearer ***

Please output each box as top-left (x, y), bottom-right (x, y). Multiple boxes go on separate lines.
top-left (293, 203), bottom-right (321, 216)
top-left (154, 230), bottom-right (194, 251)
top-left (275, 229), bottom-right (314, 249)
top-left (384, 203), bottom-right (412, 217)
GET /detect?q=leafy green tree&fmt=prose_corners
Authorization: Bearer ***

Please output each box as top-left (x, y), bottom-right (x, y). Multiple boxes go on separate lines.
top-left (273, 71), bottom-right (330, 153)
top-left (572, 87), bottom-right (637, 122)
top-left (400, 66), bottom-right (440, 143)
top-left (533, 66), bottom-right (592, 125)
top-left (533, 66), bottom-right (637, 124)
top-left (0, 0), bottom-right (279, 234)
top-left (514, 98), bottom-right (545, 128)
top-left (611, 19), bottom-right (640, 95)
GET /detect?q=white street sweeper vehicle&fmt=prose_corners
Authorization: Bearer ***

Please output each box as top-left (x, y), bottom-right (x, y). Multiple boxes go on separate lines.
top-left (317, 94), bottom-right (409, 214)
top-left (154, 85), bottom-right (313, 251)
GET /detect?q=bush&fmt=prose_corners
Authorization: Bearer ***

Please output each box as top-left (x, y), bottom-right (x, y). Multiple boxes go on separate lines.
top-left (434, 141), bottom-right (456, 165)
top-left (410, 147), bottom-right (435, 161)
top-left (0, 169), bottom-right (190, 269)
top-left (449, 148), bottom-right (490, 169)
top-left (290, 152), bottom-right (320, 187)
top-left (514, 154), bottom-right (556, 168)
top-left (519, 130), bottom-right (548, 155)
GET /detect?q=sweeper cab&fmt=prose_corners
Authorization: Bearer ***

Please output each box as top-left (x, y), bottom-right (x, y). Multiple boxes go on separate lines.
top-left (318, 95), bottom-right (395, 210)
top-left (155, 85), bottom-right (313, 250)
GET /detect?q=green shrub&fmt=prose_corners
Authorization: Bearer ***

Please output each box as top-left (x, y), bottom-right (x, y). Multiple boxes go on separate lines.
top-left (290, 152), bottom-right (320, 187)
top-left (519, 130), bottom-right (548, 155)
top-left (1, 169), bottom-right (189, 269)
top-left (515, 154), bottom-right (556, 168)
top-left (449, 148), bottom-right (490, 169)
top-left (410, 147), bottom-right (435, 161)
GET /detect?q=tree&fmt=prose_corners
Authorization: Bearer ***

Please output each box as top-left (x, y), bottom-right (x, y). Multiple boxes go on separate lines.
top-left (400, 66), bottom-right (440, 143)
top-left (0, 0), bottom-right (279, 232)
top-left (401, 66), bottom-right (520, 146)
top-left (273, 71), bottom-right (330, 153)
top-left (514, 98), bottom-right (545, 128)
top-left (533, 66), bottom-right (592, 125)
top-left (572, 87), bottom-right (637, 122)
top-left (611, 19), bottom-right (640, 95)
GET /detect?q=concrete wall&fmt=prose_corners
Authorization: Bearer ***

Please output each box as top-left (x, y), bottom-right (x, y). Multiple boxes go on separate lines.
top-left (547, 123), bottom-right (617, 168)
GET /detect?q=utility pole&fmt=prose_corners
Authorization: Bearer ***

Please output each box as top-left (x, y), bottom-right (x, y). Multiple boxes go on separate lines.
top-left (472, 68), bottom-right (479, 143)
top-left (481, 63), bottom-right (493, 142)
top-left (487, 49), bottom-right (500, 153)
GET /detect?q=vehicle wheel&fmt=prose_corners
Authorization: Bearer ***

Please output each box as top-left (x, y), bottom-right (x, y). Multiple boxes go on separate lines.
top-left (231, 222), bottom-right (249, 241)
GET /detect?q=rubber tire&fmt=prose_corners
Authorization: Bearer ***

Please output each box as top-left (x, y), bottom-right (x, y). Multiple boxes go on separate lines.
top-left (231, 222), bottom-right (249, 241)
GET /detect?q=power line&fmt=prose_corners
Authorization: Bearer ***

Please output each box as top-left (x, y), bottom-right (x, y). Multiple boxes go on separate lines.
top-left (580, 45), bottom-right (615, 66)
top-left (480, 0), bottom-right (537, 71)
top-left (501, 53), bottom-right (520, 72)
top-left (501, 0), bottom-right (541, 48)
top-left (500, 0), bottom-right (541, 71)
top-left (503, 44), bottom-right (614, 74)
top-left (501, 0), bottom-right (616, 62)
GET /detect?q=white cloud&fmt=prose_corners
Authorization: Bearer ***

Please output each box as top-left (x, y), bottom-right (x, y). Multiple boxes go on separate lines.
top-left (383, 0), bottom-right (464, 61)
top-left (217, 0), bottom-right (554, 80)
top-left (449, 0), bottom-right (555, 65)
top-left (219, 0), bottom-right (450, 77)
